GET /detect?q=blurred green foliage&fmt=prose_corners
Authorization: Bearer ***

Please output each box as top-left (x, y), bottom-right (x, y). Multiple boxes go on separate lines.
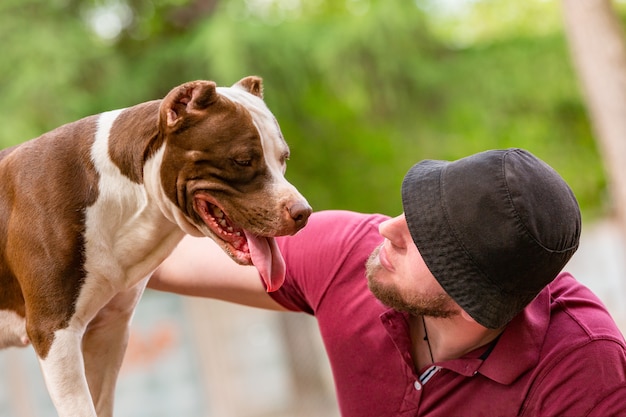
top-left (0, 0), bottom-right (614, 220)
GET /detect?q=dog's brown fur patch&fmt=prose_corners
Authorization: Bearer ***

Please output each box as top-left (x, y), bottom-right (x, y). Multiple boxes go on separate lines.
top-left (0, 116), bottom-right (100, 357)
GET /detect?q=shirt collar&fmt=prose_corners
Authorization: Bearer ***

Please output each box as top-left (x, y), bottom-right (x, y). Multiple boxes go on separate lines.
top-left (379, 285), bottom-right (551, 384)
top-left (471, 286), bottom-right (550, 384)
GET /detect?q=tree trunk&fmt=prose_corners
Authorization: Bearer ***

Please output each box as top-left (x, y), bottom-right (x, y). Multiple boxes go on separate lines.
top-left (562, 0), bottom-right (626, 234)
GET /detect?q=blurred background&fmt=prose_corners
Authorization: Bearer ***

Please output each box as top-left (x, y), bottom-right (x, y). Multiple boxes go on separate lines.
top-left (1, 0), bottom-right (625, 415)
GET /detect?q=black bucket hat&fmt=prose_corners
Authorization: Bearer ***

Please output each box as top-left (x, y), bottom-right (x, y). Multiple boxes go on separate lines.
top-left (401, 148), bottom-right (581, 329)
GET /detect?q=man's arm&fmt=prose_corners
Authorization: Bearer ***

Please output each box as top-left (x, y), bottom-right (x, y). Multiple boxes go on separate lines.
top-left (149, 235), bottom-right (288, 311)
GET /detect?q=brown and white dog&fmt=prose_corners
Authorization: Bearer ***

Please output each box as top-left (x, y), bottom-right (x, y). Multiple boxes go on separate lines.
top-left (0, 76), bottom-right (311, 416)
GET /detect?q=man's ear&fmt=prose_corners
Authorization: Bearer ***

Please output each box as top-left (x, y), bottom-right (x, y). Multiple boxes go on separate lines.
top-left (234, 76), bottom-right (263, 99)
top-left (161, 80), bottom-right (219, 129)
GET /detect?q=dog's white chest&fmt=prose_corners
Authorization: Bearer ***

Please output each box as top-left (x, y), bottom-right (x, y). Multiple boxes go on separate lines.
top-left (83, 110), bottom-right (180, 289)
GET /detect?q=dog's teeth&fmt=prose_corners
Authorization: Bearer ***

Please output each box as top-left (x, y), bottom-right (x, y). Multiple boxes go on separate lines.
top-left (227, 227), bottom-right (233, 232)
top-left (220, 219), bottom-right (227, 228)
top-left (214, 207), bottom-right (223, 218)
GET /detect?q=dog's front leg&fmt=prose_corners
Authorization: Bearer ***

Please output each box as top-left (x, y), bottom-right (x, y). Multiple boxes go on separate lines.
top-left (35, 325), bottom-right (98, 417)
top-left (83, 282), bottom-right (147, 417)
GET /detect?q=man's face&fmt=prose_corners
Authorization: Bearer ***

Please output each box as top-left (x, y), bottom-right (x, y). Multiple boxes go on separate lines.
top-left (366, 214), bottom-right (460, 318)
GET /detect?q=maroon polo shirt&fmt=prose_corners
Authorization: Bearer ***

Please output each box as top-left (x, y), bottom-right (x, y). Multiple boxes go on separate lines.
top-left (270, 210), bottom-right (626, 417)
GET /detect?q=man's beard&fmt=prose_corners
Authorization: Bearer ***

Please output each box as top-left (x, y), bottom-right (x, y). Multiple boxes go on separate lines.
top-left (366, 245), bottom-right (459, 318)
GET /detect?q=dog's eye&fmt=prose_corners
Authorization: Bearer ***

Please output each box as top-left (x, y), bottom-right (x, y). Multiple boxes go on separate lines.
top-left (233, 158), bottom-right (252, 167)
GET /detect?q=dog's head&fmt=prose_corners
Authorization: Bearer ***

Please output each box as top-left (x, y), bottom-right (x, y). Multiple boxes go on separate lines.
top-left (152, 76), bottom-right (311, 291)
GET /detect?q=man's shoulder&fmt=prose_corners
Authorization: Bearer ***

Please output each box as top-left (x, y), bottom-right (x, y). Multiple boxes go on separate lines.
top-left (307, 210), bottom-right (390, 231)
top-left (547, 272), bottom-right (625, 343)
top-left (516, 273), bottom-right (626, 416)
top-left (279, 210), bottom-right (389, 251)
top-left (488, 272), bottom-right (625, 383)
top-left (270, 210), bottom-right (388, 313)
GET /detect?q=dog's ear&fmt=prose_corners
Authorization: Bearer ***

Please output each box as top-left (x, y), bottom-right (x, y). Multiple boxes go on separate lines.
top-left (162, 81), bottom-right (219, 129)
top-left (234, 76), bottom-right (263, 99)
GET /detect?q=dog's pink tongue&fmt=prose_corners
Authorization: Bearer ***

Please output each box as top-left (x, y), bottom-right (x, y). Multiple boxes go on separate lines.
top-left (244, 231), bottom-right (286, 292)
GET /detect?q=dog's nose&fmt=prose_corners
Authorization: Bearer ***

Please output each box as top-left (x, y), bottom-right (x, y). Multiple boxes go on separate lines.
top-left (288, 202), bottom-right (312, 231)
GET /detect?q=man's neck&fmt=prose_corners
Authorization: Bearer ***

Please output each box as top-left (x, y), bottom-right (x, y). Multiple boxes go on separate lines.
top-left (408, 314), bottom-right (504, 371)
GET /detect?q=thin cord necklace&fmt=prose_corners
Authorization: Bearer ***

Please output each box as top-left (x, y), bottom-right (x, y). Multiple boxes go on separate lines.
top-left (422, 315), bottom-right (435, 364)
